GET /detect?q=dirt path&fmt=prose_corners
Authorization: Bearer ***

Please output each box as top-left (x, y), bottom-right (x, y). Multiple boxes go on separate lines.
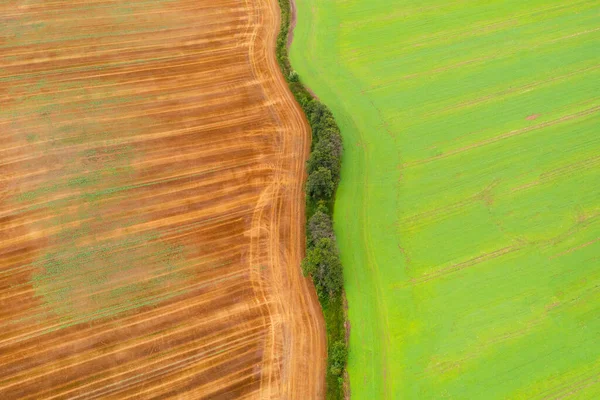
top-left (287, 0), bottom-right (298, 48)
top-left (0, 0), bottom-right (325, 398)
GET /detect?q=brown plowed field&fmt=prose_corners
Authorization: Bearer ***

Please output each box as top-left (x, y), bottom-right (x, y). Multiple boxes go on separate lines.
top-left (0, 0), bottom-right (325, 398)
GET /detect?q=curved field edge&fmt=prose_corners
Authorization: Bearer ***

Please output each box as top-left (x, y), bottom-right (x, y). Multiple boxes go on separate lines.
top-left (0, 0), bottom-right (325, 398)
top-left (275, 1), bottom-right (349, 399)
top-left (291, 0), bottom-right (600, 399)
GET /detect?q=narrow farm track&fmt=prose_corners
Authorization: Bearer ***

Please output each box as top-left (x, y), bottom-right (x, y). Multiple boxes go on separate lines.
top-left (0, 0), bottom-right (325, 399)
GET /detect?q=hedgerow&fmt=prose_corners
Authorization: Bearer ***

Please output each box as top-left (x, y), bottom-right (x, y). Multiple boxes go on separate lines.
top-left (276, 1), bottom-right (348, 399)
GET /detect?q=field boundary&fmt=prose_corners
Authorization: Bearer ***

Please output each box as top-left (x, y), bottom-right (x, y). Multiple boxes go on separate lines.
top-left (276, 1), bottom-right (349, 399)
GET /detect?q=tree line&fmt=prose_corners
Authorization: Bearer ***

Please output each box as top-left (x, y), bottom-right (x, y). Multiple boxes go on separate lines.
top-left (302, 101), bottom-right (344, 301)
top-left (302, 101), bottom-right (347, 389)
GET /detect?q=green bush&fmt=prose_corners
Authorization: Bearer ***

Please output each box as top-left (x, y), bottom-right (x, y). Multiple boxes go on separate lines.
top-left (307, 203), bottom-right (335, 246)
top-left (301, 237), bottom-right (344, 299)
top-left (329, 340), bottom-right (348, 377)
top-left (305, 101), bottom-right (343, 197)
top-left (307, 167), bottom-right (335, 200)
top-left (307, 134), bottom-right (343, 182)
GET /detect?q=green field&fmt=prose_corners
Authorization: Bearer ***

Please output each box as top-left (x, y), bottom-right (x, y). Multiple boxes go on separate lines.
top-left (290, 0), bottom-right (600, 398)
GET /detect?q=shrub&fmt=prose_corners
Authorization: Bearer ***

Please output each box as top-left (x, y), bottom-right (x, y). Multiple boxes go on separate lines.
top-left (289, 70), bottom-right (300, 82)
top-left (309, 101), bottom-right (334, 126)
top-left (301, 237), bottom-right (344, 299)
top-left (307, 203), bottom-right (335, 246)
top-left (306, 102), bottom-right (340, 139)
top-left (307, 167), bottom-right (334, 200)
top-left (329, 340), bottom-right (348, 377)
top-left (318, 128), bottom-right (343, 156)
top-left (307, 135), bottom-right (343, 182)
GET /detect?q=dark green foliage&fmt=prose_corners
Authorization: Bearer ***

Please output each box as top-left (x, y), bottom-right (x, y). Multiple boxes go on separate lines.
top-left (319, 128), bottom-right (343, 154)
top-left (307, 133), bottom-right (343, 182)
top-left (307, 203), bottom-right (335, 246)
top-left (307, 167), bottom-right (334, 200)
top-left (309, 101), bottom-right (334, 128)
top-left (305, 100), bottom-right (343, 204)
top-left (276, 1), bottom-right (347, 398)
top-left (309, 105), bottom-right (339, 142)
top-left (323, 295), bottom-right (346, 400)
top-left (329, 340), bottom-right (348, 377)
top-left (302, 238), bottom-right (343, 299)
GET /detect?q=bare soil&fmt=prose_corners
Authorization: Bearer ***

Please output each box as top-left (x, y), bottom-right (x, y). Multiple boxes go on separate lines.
top-left (0, 0), bottom-right (325, 398)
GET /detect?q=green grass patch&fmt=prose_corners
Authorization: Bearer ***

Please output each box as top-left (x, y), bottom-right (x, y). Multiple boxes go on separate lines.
top-left (291, 0), bottom-right (600, 398)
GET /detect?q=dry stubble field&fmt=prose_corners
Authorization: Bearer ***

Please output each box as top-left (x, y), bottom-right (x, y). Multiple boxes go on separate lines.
top-left (0, 0), bottom-right (325, 398)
